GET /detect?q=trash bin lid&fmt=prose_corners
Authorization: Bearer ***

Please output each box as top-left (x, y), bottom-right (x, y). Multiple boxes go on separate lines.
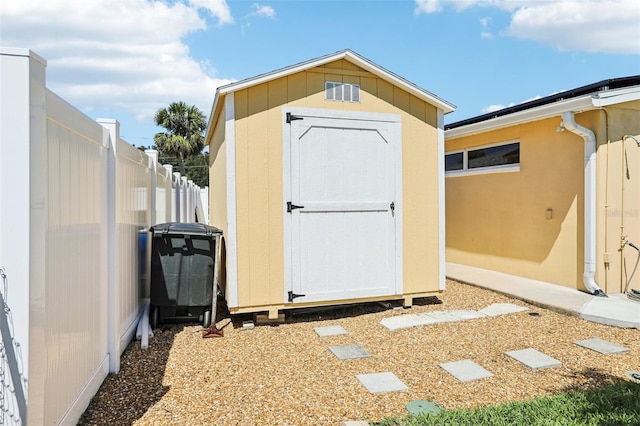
top-left (150, 222), bottom-right (223, 237)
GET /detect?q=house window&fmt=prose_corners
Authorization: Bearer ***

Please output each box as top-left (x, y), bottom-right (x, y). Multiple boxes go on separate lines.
top-left (445, 151), bottom-right (463, 171)
top-left (445, 141), bottom-right (520, 176)
top-left (325, 81), bottom-right (360, 102)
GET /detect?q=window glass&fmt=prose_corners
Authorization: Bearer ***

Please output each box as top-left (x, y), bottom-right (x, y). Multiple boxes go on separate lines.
top-left (445, 152), bottom-right (463, 171)
top-left (468, 142), bottom-right (519, 169)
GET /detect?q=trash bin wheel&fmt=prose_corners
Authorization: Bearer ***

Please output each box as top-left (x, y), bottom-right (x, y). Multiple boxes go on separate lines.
top-left (203, 309), bottom-right (212, 328)
top-left (150, 304), bottom-right (160, 329)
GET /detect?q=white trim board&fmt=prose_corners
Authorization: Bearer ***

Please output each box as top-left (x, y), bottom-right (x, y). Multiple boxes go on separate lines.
top-left (225, 93), bottom-right (239, 308)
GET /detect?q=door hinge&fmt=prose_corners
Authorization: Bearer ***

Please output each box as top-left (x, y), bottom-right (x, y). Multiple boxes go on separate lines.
top-left (288, 291), bottom-right (306, 302)
top-left (287, 201), bottom-right (305, 213)
top-left (390, 201), bottom-right (395, 216)
top-left (286, 112), bottom-right (303, 124)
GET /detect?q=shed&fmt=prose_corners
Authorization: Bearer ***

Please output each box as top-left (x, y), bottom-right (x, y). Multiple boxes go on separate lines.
top-left (445, 76), bottom-right (640, 296)
top-left (206, 49), bottom-right (455, 318)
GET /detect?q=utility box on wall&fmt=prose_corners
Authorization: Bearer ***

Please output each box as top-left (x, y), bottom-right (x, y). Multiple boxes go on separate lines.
top-left (206, 50), bottom-right (456, 318)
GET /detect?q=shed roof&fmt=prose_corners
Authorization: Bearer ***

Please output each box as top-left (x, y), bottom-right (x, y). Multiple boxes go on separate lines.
top-left (206, 49), bottom-right (456, 135)
top-left (445, 76), bottom-right (640, 139)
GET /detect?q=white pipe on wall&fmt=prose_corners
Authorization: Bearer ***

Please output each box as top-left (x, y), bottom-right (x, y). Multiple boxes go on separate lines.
top-left (561, 111), bottom-right (607, 297)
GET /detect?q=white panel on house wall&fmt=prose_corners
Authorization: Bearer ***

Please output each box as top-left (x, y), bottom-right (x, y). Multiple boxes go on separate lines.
top-left (284, 108), bottom-right (401, 303)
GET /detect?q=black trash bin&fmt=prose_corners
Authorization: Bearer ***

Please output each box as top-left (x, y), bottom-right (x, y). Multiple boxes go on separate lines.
top-left (149, 222), bottom-right (223, 329)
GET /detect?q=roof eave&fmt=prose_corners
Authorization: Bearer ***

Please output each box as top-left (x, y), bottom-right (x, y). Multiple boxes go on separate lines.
top-left (208, 49), bottom-right (456, 133)
top-left (339, 50), bottom-right (456, 114)
top-left (205, 90), bottom-right (223, 145)
top-left (445, 95), bottom-right (595, 140)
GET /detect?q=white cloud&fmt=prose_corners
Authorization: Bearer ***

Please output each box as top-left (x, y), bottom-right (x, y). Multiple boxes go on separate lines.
top-left (481, 94), bottom-right (551, 114)
top-left (250, 3), bottom-right (276, 19)
top-left (189, 0), bottom-right (234, 26)
top-left (480, 16), bottom-right (493, 38)
top-left (0, 0), bottom-right (234, 122)
top-left (414, 0), bottom-right (640, 55)
top-left (415, 0), bottom-right (484, 14)
top-left (482, 103), bottom-right (509, 114)
top-left (506, 1), bottom-right (640, 54)
top-left (414, 0), bottom-right (443, 14)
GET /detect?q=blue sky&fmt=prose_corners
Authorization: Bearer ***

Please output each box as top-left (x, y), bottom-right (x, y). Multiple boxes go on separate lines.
top-left (2, 0), bottom-right (639, 148)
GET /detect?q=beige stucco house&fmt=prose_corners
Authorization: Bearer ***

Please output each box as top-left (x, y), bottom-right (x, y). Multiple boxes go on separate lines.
top-left (206, 49), bottom-right (456, 318)
top-left (445, 77), bottom-right (640, 296)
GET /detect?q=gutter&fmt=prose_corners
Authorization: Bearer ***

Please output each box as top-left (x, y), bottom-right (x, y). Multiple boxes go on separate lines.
top-left (561, 111), bottom-right (607, 297)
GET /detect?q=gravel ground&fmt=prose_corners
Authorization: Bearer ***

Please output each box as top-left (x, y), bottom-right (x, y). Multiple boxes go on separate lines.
top-left (79, 280), bottom-right (640, 425)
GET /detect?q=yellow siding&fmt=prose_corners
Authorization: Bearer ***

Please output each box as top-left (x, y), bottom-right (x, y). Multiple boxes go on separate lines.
top-left (217, 59), bottom-right (442, 310)
top-left (403, 95), bottom-right (440, 294)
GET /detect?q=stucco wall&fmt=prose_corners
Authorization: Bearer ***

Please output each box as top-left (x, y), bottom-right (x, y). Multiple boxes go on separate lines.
top-left (225, 59), bottom-right (442, 309)
top-left (446, 115), bottom-right (585, 289)
top-left (596, 104), bottom-right (640, 293)
top-left (446, 105), bottom-right (640, 294)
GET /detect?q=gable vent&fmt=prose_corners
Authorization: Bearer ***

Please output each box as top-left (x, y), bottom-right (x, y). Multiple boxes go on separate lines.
top-left (325, 81), bottom-right (360, 103)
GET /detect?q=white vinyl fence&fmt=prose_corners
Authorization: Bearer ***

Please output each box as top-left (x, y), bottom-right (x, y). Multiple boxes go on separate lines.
top-left (0, 48), bottom-right (208, 425)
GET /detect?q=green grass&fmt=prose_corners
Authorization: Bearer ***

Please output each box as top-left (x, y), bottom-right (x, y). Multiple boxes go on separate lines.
top-left (374, 381), bottom-right (640, 426)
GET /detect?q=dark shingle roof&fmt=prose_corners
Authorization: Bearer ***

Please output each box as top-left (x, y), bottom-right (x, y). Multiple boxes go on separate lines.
top-left (445, 76), bottom-right (640, 130)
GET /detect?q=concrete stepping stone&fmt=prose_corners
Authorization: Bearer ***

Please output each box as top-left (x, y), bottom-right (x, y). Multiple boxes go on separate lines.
top-left (573, 338), bottom-right (630, 354)
top-left (479, 303), bottom-right (529, 316)
top-left (429, 309), bottom-right (487, 323)
top-left (356, 372), bottom-right (408, 393)
top-left (505, 348), bottom-right (561, 370)
top-left (329, 344), bottom-right (372, 360)
top-left (380, 313), bottom-right (438, 331)
top-left (380, 309), bottom-right (485, 331)
top-left (439, 359), bottom-right (494, 382)
top-left (314, 325), bottom-right (348, 337)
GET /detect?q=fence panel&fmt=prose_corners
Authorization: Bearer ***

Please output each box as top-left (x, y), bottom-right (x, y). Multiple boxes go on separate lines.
top-left (115, 139), bottom-right (152, 352)
top-left (44, 91), bottom-right (110, 424)
top-left (1, 48), bottom-right (208, 426)
top-left (156, 165), bottom-right (172, 225)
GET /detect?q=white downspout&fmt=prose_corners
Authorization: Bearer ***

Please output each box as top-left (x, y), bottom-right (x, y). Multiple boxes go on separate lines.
top-left (561, 111), bottom-right (607, 297)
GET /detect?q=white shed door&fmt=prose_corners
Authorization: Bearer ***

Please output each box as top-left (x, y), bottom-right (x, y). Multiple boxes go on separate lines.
top-left (284, 109), bottom-right (401, 303)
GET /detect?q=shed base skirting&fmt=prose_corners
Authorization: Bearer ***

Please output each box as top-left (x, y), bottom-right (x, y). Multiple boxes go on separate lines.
top-left (227, 291), bottom-right (443, 318)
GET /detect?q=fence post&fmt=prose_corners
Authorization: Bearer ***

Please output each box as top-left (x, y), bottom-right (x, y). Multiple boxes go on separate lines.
top-left (187, 180), bottom-right (195, 222)
top-left (0, 47), bottom-right (48, 425)
top-left (163, 165), bottom-right (173, 222)
top-left (145, 150), bottom-right (158, 227)
top-left (181, 176), bottom-right (188, 223)
top-left (96, 118), bottom-right (121, 374)
top-left (173, 172), bottom-right (181, 222)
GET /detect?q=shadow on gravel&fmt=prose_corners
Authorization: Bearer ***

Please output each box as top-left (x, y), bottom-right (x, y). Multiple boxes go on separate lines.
top-left (222, 296), bottom-right (443, 328)
top-left (559, 368), bottom-right (636, 392)
top-left (77, 326), bottom-right (179, 425)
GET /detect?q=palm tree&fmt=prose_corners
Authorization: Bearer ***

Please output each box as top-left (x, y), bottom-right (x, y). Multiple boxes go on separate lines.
top-left (153, 101), bottom-right (207, 176)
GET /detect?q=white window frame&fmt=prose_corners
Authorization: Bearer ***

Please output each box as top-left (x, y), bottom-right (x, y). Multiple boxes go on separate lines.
top-left (445, 140), bottom-right (520, 177)
top-left (325, 81), bottom-right (360, 103)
